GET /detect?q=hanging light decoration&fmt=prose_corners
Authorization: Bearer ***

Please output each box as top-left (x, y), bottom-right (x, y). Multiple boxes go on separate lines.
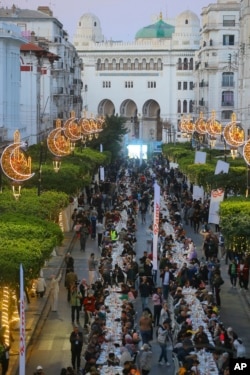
top-left (0, 130), bottom-right (34, 198)
top-left (243, 140), bottom-right (250, 165)
top-left (179, 115), bottom-right (188, 133)
top-left (195, 112), bottom-right (207, 135)
top-left (79, 112), bottom-right (104, 143)
top-left (47, 119), bottom-right (71, 172)
top-left (184, 115), bottom-right (195, 134)
top-left (206, 110), bottom-right (222, 136)
top-left (63, 110), bottom-right (82, 152)
top-left (224, 113), bottom-right (245, 147)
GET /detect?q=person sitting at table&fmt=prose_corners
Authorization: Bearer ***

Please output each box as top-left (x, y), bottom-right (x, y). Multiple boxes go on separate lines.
top-left (193, 325), bottom-right (210, 350)
top-left (120, 347), bottom-right (133, 366)
top-left (124, 334), bottom-right (137, 356)
top-left (107, 352), bottom-right (120, 366)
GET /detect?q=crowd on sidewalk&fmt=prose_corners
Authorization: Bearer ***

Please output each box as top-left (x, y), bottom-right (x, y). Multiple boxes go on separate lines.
top-left (32, 155), bottom-right (249, 375)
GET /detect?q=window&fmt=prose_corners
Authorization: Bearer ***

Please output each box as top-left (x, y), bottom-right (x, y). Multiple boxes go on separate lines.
top-left (178, 82), bottom-right (181, 90)
top-left (177, 58), bottom-right (182, 70)
top-left (183, 82), bottom-right (188, 90)
top-left (183, 58), bottom-right (188, 70)
top-left (222, 72), bottom-right (234, 87)
top-left (221, 110), bottom-right (233, 120)
top-left (223, 15), bottom-right (235, 27)
top-left (185, 19), bottom-right (188, 25)
top-left (183, 100), bottom-right (187, 113)
top-left (223, 35), bottom-right (235, 46)
top-left (189, 100), bottom-right (193, 113)
top-left (189, 58), bottom-right (193, 70)
top-left (125, 81), bottom-right (133, 88)
top-left (222, 91), bottom-right (234, 106)
top-left (148, 81), bottom-right (156, 88)
top-left (102, 81), bottom-right (111, 88)
top-left (177, 100), bottom-right (181, 113)
top-left (189, 82), bottom-right (193, 90)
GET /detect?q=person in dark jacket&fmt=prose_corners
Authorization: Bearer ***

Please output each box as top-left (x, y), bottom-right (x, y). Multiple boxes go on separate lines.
top-left (69, 326), bottom-right (83, 372)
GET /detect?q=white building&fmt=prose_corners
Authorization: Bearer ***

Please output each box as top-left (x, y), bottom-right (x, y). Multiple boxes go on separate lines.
top-left (0, 22), bottom-right (25, 143)
top-left (194, 0), bottom-right (241, 128)
top-left (238, 0), bottom-right (250, 137)
top-left (0, 5), bottom-right (82, 144)
top-left (73, 11), bottom-right (201, 150)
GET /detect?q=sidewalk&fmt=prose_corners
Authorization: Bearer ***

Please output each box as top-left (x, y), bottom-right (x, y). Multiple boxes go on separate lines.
top-left (10, 231), bottom-right (76, 374)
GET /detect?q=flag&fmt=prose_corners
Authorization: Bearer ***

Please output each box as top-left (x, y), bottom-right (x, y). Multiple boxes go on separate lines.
top-left (19, 264), bottom-right (25, 375)
top-left (153, 182), bottom-right (160, 270)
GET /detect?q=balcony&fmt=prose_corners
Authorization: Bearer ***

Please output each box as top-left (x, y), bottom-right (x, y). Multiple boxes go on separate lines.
top-left (221, 101), bottom-right (234, 107)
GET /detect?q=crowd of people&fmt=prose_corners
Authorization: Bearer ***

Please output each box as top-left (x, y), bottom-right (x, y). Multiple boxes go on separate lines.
top-left (32, 155), bottom-right (249, 375)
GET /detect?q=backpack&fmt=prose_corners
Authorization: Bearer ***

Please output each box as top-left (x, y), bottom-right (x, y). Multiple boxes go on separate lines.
top-left (157, 326), bottom-right (169, 344)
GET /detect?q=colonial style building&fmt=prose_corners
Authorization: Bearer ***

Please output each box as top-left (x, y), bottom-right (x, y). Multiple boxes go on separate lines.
top-left (238, 0), bottom-right (250, 137)
top-left (73, 10), bottom-right (201, 149)
top-left (193, 0), bottom-right (241, 126)
top-left (0, 5), bottom-right (82, 144)
top-left (0, 22), bottom-right (25, 143)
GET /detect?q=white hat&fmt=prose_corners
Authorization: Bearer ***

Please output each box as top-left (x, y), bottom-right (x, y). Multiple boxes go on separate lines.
top-left (36, 365), bottom-right (43, 370)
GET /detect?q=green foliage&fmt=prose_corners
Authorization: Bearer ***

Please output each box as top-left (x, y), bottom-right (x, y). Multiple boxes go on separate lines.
top-left (89, 115), bottom-right (128, 160)
top-left (162, 142), bottom-right (247, 194)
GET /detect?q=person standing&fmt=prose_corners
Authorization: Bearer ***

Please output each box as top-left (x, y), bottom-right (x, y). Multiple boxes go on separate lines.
top-left (79, 222), bottom-right (89, 252)
top-left (228, 260), bottom-right (237, 288)
top-left (69, 326), bottom-right (83, 372)
top-left (88, 253), bottom-right (99, 286)
top-left (50, 272), bottom-right (62, 312)
top-left (70, 284), bottom-right (82, 325)
top-left (152, 287), bottom-right (163, 327)
top-left (139, 310), bottom-right (153, 345)
top-left (65, 269), bottom-right (78, 302)
top-left (139, 343), bottom-right (153, 375)
top-left (71, 208), bottom-right (78, 230)
top-left (35, 272), bottom-right (47, 298)
top-left (160, 266), bottom-right (175, 301)
top-left (96, 220), bottom-right (105, 248)
top-left (139, 276), bottom-right (151, 311)
top-left (157, 320), bottom-right (171, 366)
top-left (237, 260), bottom-right (249, 290)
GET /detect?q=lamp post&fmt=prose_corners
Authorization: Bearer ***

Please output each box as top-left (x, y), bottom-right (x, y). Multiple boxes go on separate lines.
top-left (209, 136), bottom-right (217, 160)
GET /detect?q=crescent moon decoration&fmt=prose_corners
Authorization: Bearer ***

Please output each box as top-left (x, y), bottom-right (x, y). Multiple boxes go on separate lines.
top-left (195, 112), bottom-right (207, 134)
top-left (206, 110), bottom-right (222, 136)
top-left (63, 117), bottom-right (82, 141)
top-left (0, 133), bottom-right (34, 182)
top-left (47, 128), bottom-right (71, 157)
top-left (185, 117), bottom-right (195, 134)
top-left (224, 113), bottom-right (245, 147)
top-left (243, 140), bottom-right (250, 165)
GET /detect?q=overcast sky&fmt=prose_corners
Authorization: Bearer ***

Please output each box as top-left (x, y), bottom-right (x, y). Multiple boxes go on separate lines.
top-left (12, 0), bottom-right (210, 41)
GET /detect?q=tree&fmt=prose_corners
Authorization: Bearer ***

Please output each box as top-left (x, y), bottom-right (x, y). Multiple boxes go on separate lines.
top-left (89, 115), bottom-right (128, 160)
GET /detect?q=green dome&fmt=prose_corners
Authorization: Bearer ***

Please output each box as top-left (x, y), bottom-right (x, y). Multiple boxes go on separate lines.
top-left (135, 19), bottom-right (175, 39)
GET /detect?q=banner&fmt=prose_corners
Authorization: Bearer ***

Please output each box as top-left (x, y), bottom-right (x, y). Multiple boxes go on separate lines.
top-left (208, 188), bottom-right (224, 224)
top-left (153, 182), bottom-right (160, 270)
top-left (19, 264), bottom-right (25, 375)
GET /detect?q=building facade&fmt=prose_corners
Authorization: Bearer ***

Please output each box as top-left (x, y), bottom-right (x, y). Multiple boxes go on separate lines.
top-left (0, 22), bottom-right (25, 143)
top-left (238, 0), bottom-right (250, 137)
top-left (73, 11), bottom-right (201, 147)
top-left (194, 0), bottom-right (241, 128)
top-left (0, 5), bottom-right (82, 144)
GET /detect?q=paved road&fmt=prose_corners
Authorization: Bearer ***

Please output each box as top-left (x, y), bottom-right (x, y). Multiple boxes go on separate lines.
top-left (9, 212), bottom-right (250, 374)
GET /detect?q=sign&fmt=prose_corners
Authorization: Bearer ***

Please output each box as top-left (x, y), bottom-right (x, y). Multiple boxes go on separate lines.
top-left (153, 182), bottom-right (160, 270)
